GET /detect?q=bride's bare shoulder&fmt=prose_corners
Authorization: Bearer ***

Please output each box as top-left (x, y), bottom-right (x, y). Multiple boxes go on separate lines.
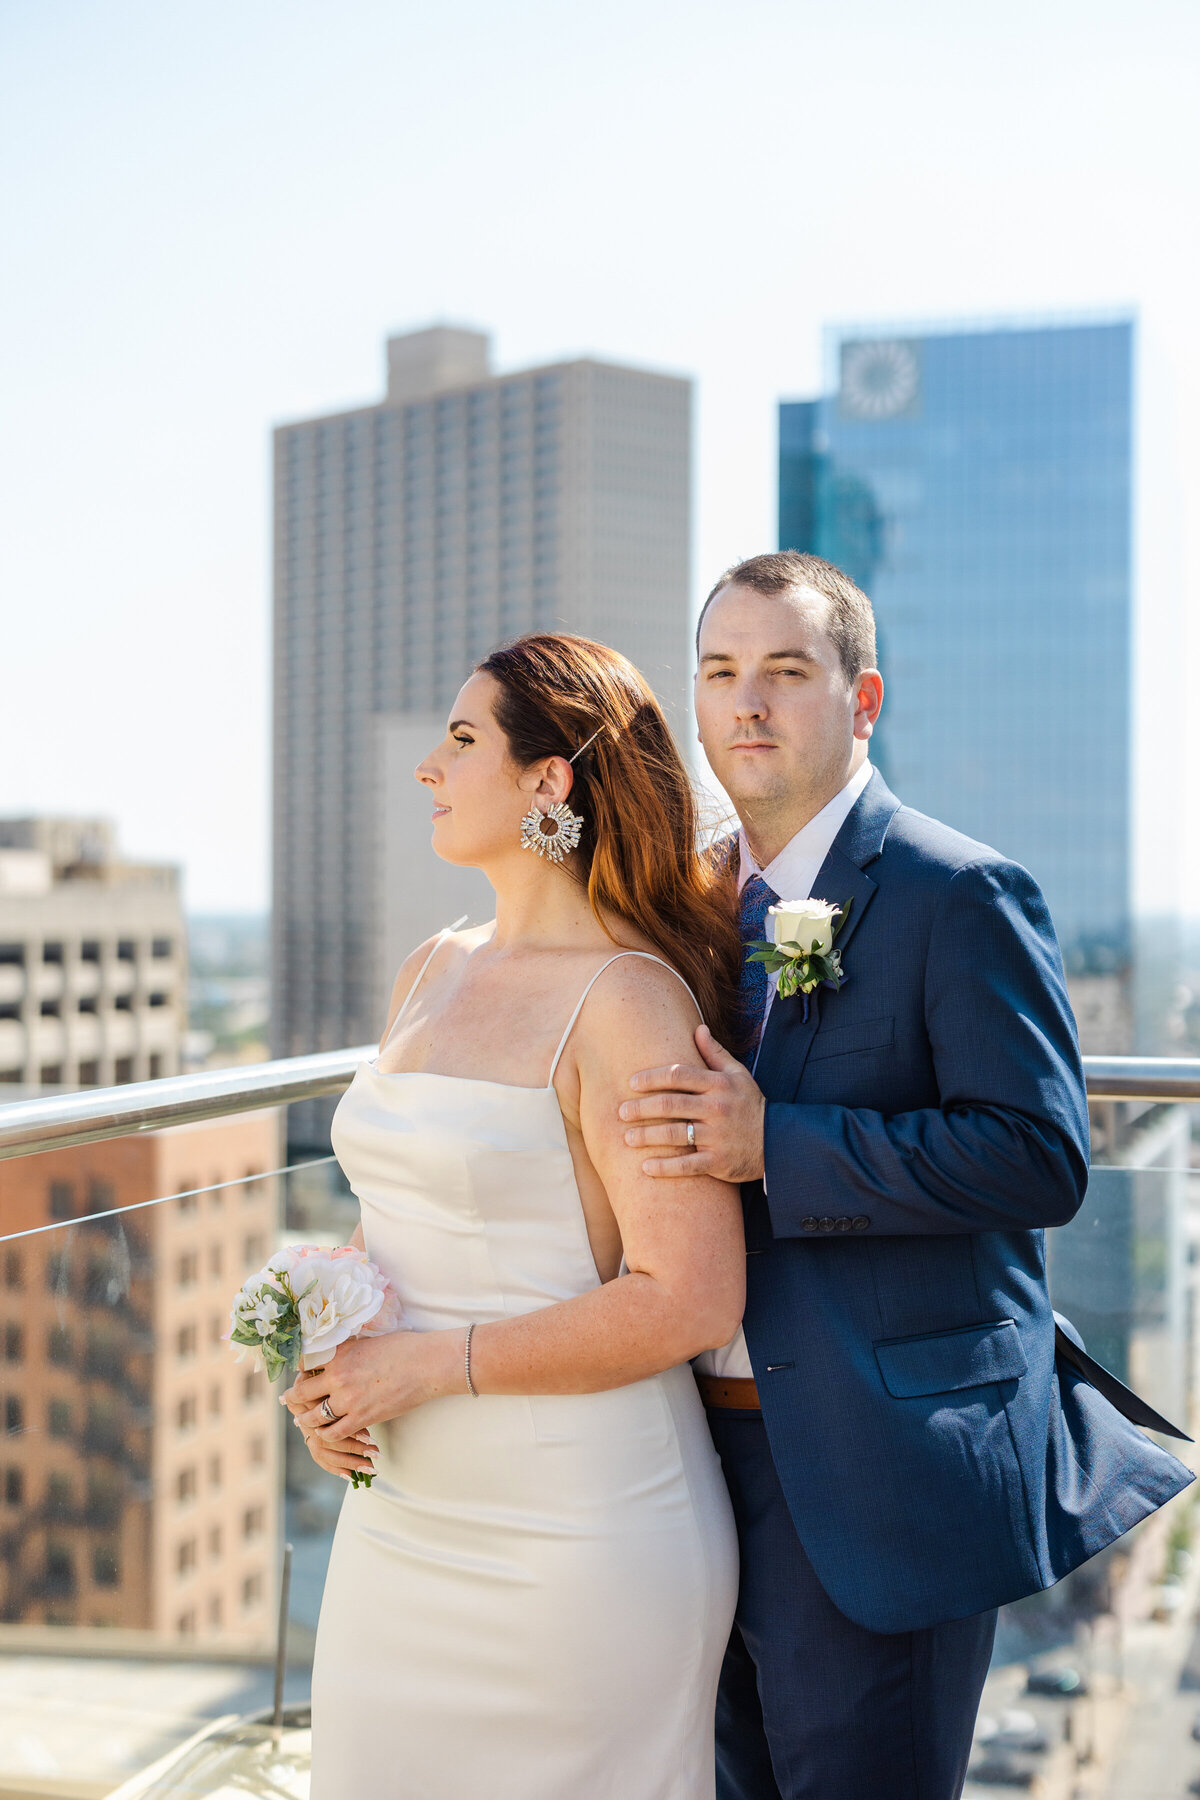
top-left (575, 951), bottom-right (703, 1069)
top-left (382, 922), bottom-right (495, 1026)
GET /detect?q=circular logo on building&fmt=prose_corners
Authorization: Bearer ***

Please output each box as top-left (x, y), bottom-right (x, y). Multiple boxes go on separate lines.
top-left (839, 340), bottom-right (921, 420)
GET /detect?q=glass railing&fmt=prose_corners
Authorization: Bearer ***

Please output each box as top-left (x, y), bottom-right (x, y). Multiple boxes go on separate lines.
top-left (0, 1056), bottom-right (1196, 1798)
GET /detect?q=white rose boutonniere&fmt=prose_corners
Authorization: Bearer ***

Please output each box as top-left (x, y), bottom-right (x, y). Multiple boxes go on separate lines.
top-left (746, 897), bottom-right (852, 1018)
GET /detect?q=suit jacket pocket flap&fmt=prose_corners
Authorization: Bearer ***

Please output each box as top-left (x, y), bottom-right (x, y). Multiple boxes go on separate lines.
top-left (807, 1014), bottom-right (894, 1063)
top-left (874, 1319), bottom-right (1026, 1399)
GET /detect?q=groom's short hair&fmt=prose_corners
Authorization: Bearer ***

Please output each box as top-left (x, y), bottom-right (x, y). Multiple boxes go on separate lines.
top-left (697, 551), bottom-right (877, 687)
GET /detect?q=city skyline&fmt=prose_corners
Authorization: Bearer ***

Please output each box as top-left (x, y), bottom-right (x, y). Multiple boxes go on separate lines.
top-left (2, 1), bottom-right (1197, 914)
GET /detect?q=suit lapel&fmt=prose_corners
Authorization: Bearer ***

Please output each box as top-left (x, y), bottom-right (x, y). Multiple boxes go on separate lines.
top-left (753, 769), bottom-right (901, 1103)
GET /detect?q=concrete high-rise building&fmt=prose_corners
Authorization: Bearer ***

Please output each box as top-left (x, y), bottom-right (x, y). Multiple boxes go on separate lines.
top-left (779, 317), bottom-right (1182, 1054)
top-left (0, 1112), bottom-right (281, 1643)
top-left (272, 325), bottom-right (692, 1103)
top-left (0, 820), bottom-right (186, 1089)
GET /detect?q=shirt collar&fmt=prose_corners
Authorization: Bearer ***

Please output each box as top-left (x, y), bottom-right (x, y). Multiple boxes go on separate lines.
top-left (738, 760), bottom-right (874, 897)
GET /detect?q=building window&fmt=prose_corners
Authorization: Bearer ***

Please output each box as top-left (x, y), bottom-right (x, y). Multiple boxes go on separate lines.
top-left (92, 1546), bottom-right (119, 1586)
top-left (0, 945), bottom-right (24, 966)
top-left (176, 1323), bottom-right (198, 1359)
top-left (77, 1058), bottom-right (99, 1084)
top-left (208, 1245), bottom-right (223, 1278)
top-left (208, 1524), bottom-right (223, 1559)
top-left (49, 1181), bottom-right (74, 1220)
top-left (78, 996), bottom-right (98, 1015)
top-left (177, 1186), bottom-right (198, 1214)
top-left (241, 1572), bottom-right (263, 1608)
top-left (114, 1056), bottom-right (134, 1081)
top-left (5, 1396), bottom-right (23, 1432)
top-left (39, 1000), bottom-right (61, 1019)
top-left (208, 1316), bottom-right (223, 1348)
top-left (242, 1505), bottom-right (265, 1540)
top-left (249, 1435), bottom-right (265, 1466)
top-left (39, 1062), bottom-right (63, 1082)
top-left (177, 1253), bottom-right (199, 1288)
top-left (243, 1235), bottom-right (264, 1267)
top-left (117, 941), bottom-right (136, 963)
top-left (4, 1468), bottom-right (23, 1504)
top-left (80, 941), bottom-right (101, 963)
top-left (46, 1250), bottom-right (70, 1293)
top-left (208, 1453), bottom-right (222, 1489)
top-left (177, 1609), bottom-right (196, 1636)
top-left (176, 1394), bottom-right (198, 1431)
top-left (148, 992), bottom-right (168, 1008)
top-left (48, 1325), bottom-right (72, 1365)
top-left (86, 1179), bottom-right (114, 1216)
top-left (114, 996), bottom-right (133, 1014)
top-left (48, 1400), bottom-right (71, 1438)
top-left (44, 1545), bottom-right (75, 1597)
top-left (46, 1474), bottom-right (73, 1519)
top-left (242, 1370), bottom-right (263, 1405)
top-left (176, 1538), bottom-right (197, 1575)
top-left (42, 942), bottom-right (64, 964)
top-left (207, 1593), bottom-right (222, 1627)
top-left (176, 1466), bottom-right (197, 1503)
top-left (208, 1384), bottom-right (222, 1416)
top-left (3, 1324), bottom-right (23, 1363)
top-left (0, 1006), bottom-right (21, 1023)
top-left (152, 937), bottom-right (173, 958)
top-left (3, 1252), bottom-right (20, 1290)
top-left (148, 1053), bottom-right (164, 1079)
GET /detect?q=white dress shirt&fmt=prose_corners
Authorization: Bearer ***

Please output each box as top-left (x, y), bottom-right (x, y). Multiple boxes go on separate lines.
top-left (695, 759), bottom-right (874, 1381)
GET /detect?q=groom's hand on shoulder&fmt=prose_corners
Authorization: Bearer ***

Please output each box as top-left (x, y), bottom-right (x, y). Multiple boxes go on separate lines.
top-left (619, 1025), bottom-right (765, 1183)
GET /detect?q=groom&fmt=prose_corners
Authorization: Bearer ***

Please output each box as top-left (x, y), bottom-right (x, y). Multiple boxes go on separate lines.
top-left (619, 552), bottom-right (1192, 1800)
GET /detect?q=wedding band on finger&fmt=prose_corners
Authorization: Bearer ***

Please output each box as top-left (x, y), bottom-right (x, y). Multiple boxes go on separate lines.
top-left (320, 1397), bottom-right (338, 1424)
top-left (686, 1122), bottom-right (697, 1150)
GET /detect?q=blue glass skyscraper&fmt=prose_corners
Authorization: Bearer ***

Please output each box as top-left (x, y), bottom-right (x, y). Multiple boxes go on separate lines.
top-left (780, 319), bottom-right (1150, 1050)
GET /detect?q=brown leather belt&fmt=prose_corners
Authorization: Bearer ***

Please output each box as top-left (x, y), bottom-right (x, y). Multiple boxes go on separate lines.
top-left (696, 1374), bottom-right (761, 1410)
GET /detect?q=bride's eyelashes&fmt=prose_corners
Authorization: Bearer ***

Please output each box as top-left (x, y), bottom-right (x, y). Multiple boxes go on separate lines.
top-left (453, 732), bottom-right (475, 748)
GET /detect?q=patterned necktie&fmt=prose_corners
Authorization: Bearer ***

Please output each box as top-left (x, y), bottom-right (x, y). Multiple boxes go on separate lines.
top-left (738, 874), bottom-right (779, 1054)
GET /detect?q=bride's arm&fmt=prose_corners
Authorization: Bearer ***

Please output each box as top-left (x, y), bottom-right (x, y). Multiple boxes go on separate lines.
top-left (293, 960), bottom-right (745, 1437)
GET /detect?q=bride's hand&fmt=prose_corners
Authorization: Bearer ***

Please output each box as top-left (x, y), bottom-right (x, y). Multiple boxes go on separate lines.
top-left (280, 1330), bottom-right (464, 1444)
top-left (295, 1418), bottom-right (379, 1482)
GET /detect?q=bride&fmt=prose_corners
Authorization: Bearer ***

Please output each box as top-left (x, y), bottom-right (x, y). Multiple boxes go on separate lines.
top-left (283, 632), bottom-right (745, 1799)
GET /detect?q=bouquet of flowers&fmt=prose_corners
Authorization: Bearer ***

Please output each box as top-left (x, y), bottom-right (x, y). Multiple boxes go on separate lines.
top-left (228, 1244), bottom-right (404, 1487)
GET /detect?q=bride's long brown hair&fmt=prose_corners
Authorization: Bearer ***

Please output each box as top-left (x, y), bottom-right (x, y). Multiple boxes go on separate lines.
top-left (477, 633), bottom-right (743, 1046)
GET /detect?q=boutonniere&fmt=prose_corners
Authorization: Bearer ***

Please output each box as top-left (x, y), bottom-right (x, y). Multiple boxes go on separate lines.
top-left (746, 898), bottom-right (852, 1020)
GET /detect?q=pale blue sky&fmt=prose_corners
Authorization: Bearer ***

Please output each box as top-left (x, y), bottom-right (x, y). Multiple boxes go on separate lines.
top-left (2, 0), bottom-right (1197, 911)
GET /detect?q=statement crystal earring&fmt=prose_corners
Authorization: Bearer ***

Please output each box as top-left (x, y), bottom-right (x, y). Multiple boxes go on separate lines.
top-left (520, 801), bottom-right (584, 864)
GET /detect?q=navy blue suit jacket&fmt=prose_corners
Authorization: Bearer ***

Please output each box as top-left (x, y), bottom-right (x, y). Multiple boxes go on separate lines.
top-left (744, 769), bottom-right (1192, 1634)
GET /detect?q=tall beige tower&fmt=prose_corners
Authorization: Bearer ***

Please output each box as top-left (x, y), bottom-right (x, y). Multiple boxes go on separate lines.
top-left (271, 326), bottom-right (692, 1133)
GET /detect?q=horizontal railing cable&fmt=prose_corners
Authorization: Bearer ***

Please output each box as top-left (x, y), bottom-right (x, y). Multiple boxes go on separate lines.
top-left (0, 1155), bottom-right (338, 1244)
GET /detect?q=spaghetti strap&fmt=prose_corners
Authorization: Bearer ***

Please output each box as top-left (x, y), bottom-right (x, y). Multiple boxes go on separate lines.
top-left (546, 952), bottom-right (703, 1087)
top-left (379, 916), bottom-right (468, 1055)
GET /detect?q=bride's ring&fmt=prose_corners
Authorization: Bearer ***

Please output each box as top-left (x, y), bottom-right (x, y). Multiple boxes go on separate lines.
top-left (686, 1122), bottom-right (697, 1150)
top-left (320, 1397), bottom-right (339, 1424)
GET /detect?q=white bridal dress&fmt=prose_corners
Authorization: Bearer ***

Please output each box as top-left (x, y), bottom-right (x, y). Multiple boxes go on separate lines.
top-left (309, 946), bottom-right (739, 1800)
